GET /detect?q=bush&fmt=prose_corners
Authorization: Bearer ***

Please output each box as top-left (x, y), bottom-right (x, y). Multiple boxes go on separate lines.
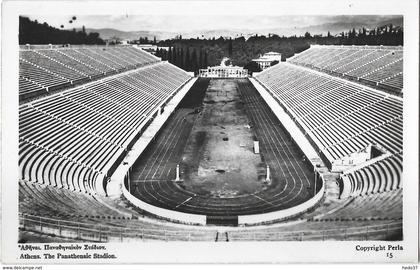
top-left (244, 61), bottom-right (262, 75)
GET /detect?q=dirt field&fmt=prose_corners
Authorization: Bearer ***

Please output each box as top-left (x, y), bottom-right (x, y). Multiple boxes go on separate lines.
top-left (180, 79), bottom-right (265, 198)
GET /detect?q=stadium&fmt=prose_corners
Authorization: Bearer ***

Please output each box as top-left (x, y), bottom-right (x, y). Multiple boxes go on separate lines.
top-left (18, 17), bottom-right (403, 242)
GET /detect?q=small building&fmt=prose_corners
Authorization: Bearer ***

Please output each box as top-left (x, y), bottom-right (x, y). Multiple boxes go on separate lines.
top-left (136, 44), bottom-right (158, 53)
top-left (199, 65), bottom-right (248, 78)
top-left (199, 57), bottom-right (248, 78)
top-left (135, 45), bottom-right (170, 54)
top-left (252, 52), bottom-right (282, 70)
top-left (120, 39), bottom-right (130, 45)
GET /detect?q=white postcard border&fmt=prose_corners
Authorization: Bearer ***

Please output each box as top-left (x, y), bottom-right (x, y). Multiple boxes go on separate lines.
top-left (1, 0), bottom-right (418, 264)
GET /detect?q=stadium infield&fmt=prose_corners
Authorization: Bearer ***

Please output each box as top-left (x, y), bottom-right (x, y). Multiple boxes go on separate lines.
top-left (129, 78), bottom-right (317, 224)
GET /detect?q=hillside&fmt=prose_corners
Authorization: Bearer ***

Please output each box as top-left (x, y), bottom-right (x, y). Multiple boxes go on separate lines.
top-left (20, 16), bottom-right (105, 45)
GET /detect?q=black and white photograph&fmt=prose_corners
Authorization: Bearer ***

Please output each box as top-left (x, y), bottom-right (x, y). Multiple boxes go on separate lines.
top-left (1, 0), bottom-right (419, 265)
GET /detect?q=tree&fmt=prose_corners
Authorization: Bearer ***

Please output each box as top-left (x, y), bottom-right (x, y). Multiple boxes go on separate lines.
top-left (349, 28), bottom-right (356, 39)
top-left (204, 50), bottom-right (208, 68)
top-left (153, 36), bottom-right (157, 44)
top-left (244, 61), bottom-right (262, 75)
top-left (110, 35), bottom-right (121, 44)
top-left (199, 49), bottom-right (204, 69)
top-left (228, 37), bottom-right (233, 57)
top-left (304, 32), bottom-right (311, 39)
top-left (180, 47), bottom-right (185, 69)
top-left (167, 47), bottom-right (173, 64)
top-left (173, 47), bottom-right (177, 65)
top-left (155, 48), bottom-right (162, 58)
top-left (161, 48), bottom-right (167, 61)
top-left (191, 49), bottom-right (198, 73)
top-left (185, 47), bottom-right (190, 71)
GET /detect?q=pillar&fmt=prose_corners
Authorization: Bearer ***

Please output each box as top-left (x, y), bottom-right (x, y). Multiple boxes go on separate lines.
top-left (265, 165), bottom-right (271, 184)
top-left (175, 164), bottom-right (181, 182)
top-left (254, 141), bottom-right (260, 154)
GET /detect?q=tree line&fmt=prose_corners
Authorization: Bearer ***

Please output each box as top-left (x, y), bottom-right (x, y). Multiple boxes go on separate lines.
top-left (19, 16), bottom-right (105, 45)
top-left (156, 23), bottom-right (403, 73)
top-left (155, 47), bottom-right (209, 73)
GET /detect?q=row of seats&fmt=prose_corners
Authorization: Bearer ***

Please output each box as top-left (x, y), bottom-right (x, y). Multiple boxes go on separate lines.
top-left (320, 188), bottom-right (402, 221)
top-left (19, 61), bottom-right (70, 93)
top-left (289, 45), bottom-right (403, 93)
top-left (19, 180), bottom-right (217, 241)
top-left (226, 182), bottom-right (402, 240)
top-left (19, 62), bottom-right (191, 194)
top-left (19, 139), bottom-right (103, 193)
top-left (226, 188), bottom-right (401, 240)
top-left (340, 154), bottom-right (402, 197)
top-left (256, 63), bottom-right (403, 164)
top-left (19, 177), bottom-right (400, 241)
top-left (19, 180), bottom-right (128, 219)
top-left (19, 46), bottom-right (160, 101)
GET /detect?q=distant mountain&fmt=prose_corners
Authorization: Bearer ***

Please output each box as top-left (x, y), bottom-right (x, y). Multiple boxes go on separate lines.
top-left (83, 17), bottom-right (403, 41)
top-left (297, 16), bottom-right (403, 36)
top-left (247, 17), bottom-right (403, 37)
top-left (82, 28), bottom-right (178, 41)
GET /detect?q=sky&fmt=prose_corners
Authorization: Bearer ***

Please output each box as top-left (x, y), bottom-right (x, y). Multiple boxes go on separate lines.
top-left (26, 15), bottom-right (402, 33)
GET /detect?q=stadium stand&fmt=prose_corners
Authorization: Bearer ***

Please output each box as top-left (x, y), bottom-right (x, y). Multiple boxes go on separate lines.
top-left (19, 179), bottom-right (401, 241)
top-left (19, 181), bottom-right (218, 242)
top-left (255, 63), bottom-right (403, 162)
top-left (19, 180), bottom-right (132, 219)
top-left (255, 60), bottom-right (402, 204)
top-left (318, 188), bottom-right (402, 221)
top-left (19, 50), bottom-right (192, 196)
top-left (19, 46), bottom-right (160, 102)
top-left (289, 45), bottom-right (403, 94)
top-left (18, 44), bottom-right (403, 242)
top-left (340, 154), bottom-right (402, 197)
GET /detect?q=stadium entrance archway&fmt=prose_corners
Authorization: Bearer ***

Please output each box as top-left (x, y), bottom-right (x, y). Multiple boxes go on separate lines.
top-left (207, 216), bottom-right (239, 226)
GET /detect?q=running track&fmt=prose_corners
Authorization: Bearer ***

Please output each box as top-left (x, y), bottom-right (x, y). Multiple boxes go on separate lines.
top-left (129, 78), bottom-right (315, 221)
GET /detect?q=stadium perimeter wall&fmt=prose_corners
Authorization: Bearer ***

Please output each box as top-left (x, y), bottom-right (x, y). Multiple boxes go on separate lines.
top-left (238, 182), bottom-right (324, 225)
top-left (121, 184), bottom-right (207, 225)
